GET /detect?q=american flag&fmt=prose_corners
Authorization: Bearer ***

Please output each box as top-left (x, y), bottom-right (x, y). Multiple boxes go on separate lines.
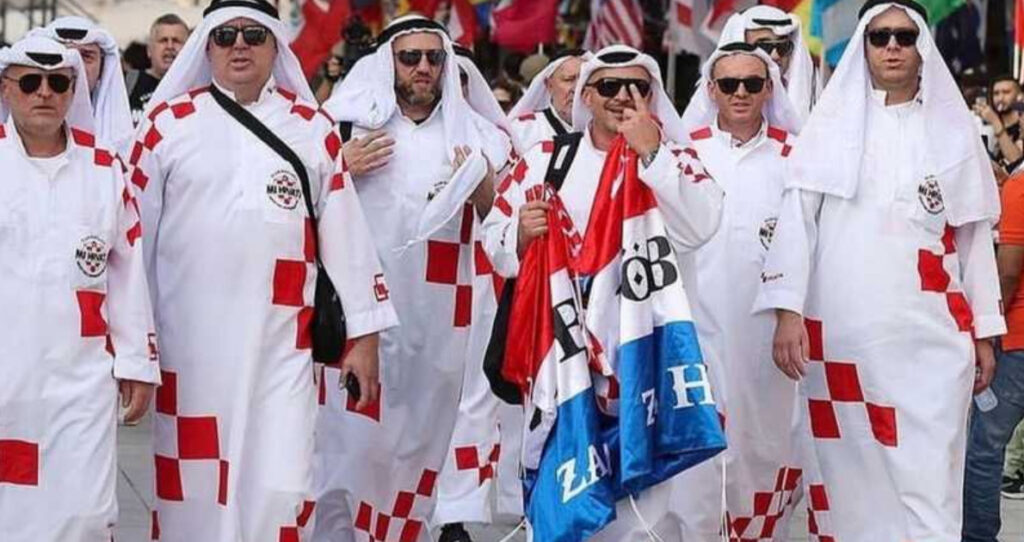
top-left (584, 0), bottom-right (645, 49)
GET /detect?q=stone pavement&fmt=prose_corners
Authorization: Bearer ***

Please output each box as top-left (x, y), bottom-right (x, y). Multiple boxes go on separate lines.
top-left (116, 416), bottom-right (1024, 541)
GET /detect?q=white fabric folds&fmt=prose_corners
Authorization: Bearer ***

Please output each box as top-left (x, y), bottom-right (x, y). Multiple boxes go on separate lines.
top-left (681, 42), bottom-right (803, 135)
top-left (0, 36), bottom-right (93, 133)
top-left (786, 1), bottom-right (999, 226)
top-left (508, 50), bottom-right (592, 121)
top-left (30, 16), bottom-right (134, 152)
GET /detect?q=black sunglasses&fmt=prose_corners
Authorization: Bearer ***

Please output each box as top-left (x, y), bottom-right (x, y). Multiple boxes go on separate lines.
top-left (715, 76), bottom-right (767, 95)
top-left (395, 49), bottom-right (446, 68)
top-left (587, 78), bottom-right (652, 99)
top-left (3, 72), bottom-right (73, 94)
top-left (210, 25), bottom-right (270, 47)
top-left (865, 28), bottom-right (919, 48)
top-left (754, 40), bottom-right (794, 57)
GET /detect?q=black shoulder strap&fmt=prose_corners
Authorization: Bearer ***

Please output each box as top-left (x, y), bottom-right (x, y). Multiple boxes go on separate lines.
top-left (338, 121), bottom-right (354, 143)
top-left (208, 85), bottom-right (321, 250)
top-left (544, 132), bottom-right (583, 191)
top-left (542, 107), bottom-right (568, 136)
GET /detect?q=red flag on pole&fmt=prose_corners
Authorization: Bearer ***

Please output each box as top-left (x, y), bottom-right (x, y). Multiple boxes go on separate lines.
top-left (491, 0), bottom-right (558, 53)
top-left (291, 0), bottom-right (350, 79)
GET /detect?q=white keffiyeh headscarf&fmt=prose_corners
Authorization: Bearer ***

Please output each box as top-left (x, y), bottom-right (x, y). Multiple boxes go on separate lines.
top-left (145, 0), bottom-right (314, 113)
top-left (508, 49), bottom-right (592, 122)
top-left (719, 5), bottom-right (819, 119)
top-left (681, 42), bottom-right (802, 135)
top-left (30, 16), bottom-right (133, 152)
top-left (572, 45), bottom-right (687, 144)
top-left (0, 36), bottom-right (93, 133)
top-left (788, 0), bottom-right (999, 226)
top-left (453, 46), bottom-right (521, 154)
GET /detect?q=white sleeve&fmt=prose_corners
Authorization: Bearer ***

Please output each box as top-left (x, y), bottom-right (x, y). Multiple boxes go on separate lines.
top-left (638, 141), bottom-right (724, 253)
top-left (752, 188), bottom-right (823, 315)
top-left (126, 114), bottom-right (166, 325)
top-left (107, 165), bottom-right (160, 384)
top-left (317, 130), bottom-right (399, 338)
top-left (481, 155), bottom-right (534, 278)
top-left (956, 221), bottom-right (1007, 338)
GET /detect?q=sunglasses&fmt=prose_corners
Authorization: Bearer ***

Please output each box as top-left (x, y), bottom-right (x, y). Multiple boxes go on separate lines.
top-left (714, 76), bottom-right (767, 95)
top-left (587, 78), bottom-right (652, 99)
top-left (865, 28), bottom-right (919, 48)
top-left (394, 49), bottom-right (446, 68)
top-left (3, 73), bottom-right (74, 94)
top-left (210, 25), bottom-right (270, 48)
top-left (754, 40), bottom-right (794, 57)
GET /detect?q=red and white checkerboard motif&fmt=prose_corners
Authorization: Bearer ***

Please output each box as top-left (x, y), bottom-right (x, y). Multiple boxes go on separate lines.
top-left (453, 443), bottom-right (500, 486)
top-left (278, 499), bottom-right (316, 541)
top-left (803, 319), bottom-right (899, 448)
top-left (0, 439), bottom-right (39, 486)
top-left (353, 469), bottom-right (438, 542)
top-left (726, 466), bottom-right (802, 541)
top-left (766, 126), bottom-right (794, 158)
top-left (917, 224), bottom-right (974, 334)
top-left (806, 483), bottom-right (835, 542)
top-left (494, 158), bottom-right (530, 218)
top-left (127, 87), bottom-right (208, 192)
top-left (316, 364), bottom-right (382, 422)
top-left (424, 205), bottom-right (476, 328)
top-left (153, 369), bottom-right (230, 506)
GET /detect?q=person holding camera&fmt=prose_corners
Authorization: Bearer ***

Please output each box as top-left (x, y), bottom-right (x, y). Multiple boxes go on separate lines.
top-left (973, 75), bottom-right (1024, 171)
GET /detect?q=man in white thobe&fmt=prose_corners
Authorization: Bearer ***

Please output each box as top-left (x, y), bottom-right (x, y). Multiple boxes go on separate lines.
top-left (316, 15), bottom-right (509, 542)
top-left (128, 1), bottom-right (396, 540)
top-left (667, 41), bottom-right (805, 542)
top-left (483, 44), bottom-right (724, 542)
top-left (756, 1), bottom-right (1004, 539)
top-left (0, 36), bottom-right (158, 541)
top-left (32, 16), bottom-right (135, 155)
top-left (508, 49), bottom-right (590, 152)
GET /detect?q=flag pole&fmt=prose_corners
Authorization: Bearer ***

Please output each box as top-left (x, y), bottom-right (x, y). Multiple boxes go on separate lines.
top-left (667, 27), bottom-right (678, 103)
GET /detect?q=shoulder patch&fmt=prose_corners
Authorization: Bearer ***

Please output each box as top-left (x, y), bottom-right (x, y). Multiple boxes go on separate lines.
top-left (689, 126), bottom-right (712, 141)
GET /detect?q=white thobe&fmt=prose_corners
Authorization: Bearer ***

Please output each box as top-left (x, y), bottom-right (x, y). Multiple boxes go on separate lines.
top-left (130, 79), bottom-right (397, 542)
top-left (509, 107), bottom-right (572, 154)
top-left (314, 106), bottom-right (503, 542)
top-left (0, 122), bottom-right (159, 541)
top-left (754, 90), bottom-right (1005, 541)
top-left (665, 120), bottom-right (800, 541)
top-left (483, 128), bottom-right (725, 541)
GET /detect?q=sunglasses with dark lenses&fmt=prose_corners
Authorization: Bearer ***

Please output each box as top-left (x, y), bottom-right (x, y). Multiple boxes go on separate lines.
top-left (394, 49), bottom-right (446, 68)
top-left (715, 76), bottom-right (767, 95)
top-left (754, 40), bottom-right (794, 57)
top-left (865, 28), bottom-right (919, 48)
top-left (210, 25), bottom-right (270, 47)
top-left (4, 73), bottom-right (73, 94)
top-left (588, 78), bottom-right (652, 99)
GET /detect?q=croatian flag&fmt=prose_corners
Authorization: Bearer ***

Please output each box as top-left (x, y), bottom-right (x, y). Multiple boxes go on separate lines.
top-left (503, 138), bottom-right (726, 542)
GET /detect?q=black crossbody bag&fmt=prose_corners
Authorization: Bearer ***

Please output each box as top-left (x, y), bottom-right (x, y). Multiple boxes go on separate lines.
top-left (209, 85), bottom-right (347, 363)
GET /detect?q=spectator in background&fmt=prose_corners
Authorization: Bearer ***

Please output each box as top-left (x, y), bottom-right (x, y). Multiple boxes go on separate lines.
top-left (127, 13), bottom-right (188, 124)
top-left (489, 76), bottom-right (520, 113)
top-left (963, 168), bottom-right (1024, 540)
top-left (313, 16), bottom-right (374, 104)
top-left (973, 75), bottom-right (1024, 170)
top-left (122, 41), bottom-right (150, 73)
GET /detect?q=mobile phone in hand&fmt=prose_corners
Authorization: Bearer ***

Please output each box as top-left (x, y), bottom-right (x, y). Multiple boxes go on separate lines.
top-left (344, 372), bottom-right (361, 403)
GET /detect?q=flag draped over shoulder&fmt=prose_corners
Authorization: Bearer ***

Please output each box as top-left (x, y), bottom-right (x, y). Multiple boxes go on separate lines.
top-left (503, 137), bottom-right (726, 542)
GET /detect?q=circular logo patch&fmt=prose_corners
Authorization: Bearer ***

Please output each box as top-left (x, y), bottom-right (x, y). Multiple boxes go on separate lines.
top-left (759, 217), bottom-right (778, 250)
top-left (75, 235), bottom-right (108, 277)
top-left (918, 176), bottom-right (944, 215)
top-left (267, 170), bottom-right (302, 210)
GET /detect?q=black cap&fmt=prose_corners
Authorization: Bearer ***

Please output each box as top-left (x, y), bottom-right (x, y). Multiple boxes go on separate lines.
top-left (203, 0), bottom-right (279, 19)
top-left (857, 0), bottom-right (928, 23)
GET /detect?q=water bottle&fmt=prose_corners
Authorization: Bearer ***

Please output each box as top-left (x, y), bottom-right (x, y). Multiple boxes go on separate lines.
top-left (975, 387), bottom-right (999, 413)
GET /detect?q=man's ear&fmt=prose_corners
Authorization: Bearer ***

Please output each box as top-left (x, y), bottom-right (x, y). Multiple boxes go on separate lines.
top-left (582, 85), bottom-right (594, 109)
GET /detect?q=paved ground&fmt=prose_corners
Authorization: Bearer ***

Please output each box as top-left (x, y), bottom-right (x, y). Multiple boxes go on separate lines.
top-left (116, 415), bottom-right (1024, 541)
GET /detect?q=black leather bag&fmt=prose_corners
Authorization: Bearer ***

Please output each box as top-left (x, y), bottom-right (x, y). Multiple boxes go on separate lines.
top-left (209, 86), bottom-right (347, 363)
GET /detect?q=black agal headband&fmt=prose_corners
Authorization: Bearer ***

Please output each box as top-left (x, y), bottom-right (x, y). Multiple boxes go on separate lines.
top-left (203, 0), bottom-right (279, 19)
top-left (376, 18), bottom-right (449, 48)
top-left (857, 0), bottom-right (928, 22)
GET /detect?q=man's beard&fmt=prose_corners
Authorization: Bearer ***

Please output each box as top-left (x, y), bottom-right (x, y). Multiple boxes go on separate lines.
top-left (396, 79), bottom-right (441, 107)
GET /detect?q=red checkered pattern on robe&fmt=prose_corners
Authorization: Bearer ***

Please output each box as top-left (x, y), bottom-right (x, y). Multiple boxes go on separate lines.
top-left (453, 443), bottom-right (500, 486)
top-left (803, 319), bottom-right (899, 448)
top-left (424, 204), bottom-right (476, 328)
top-left (316, 364), bottom-right (382, 422)
top-left (726, 466), bottom-right (802, 541)
top-left (127, 87), bottom-right (208, 192)
top-left (153, 369), bottom-right (230, 506)
top-left (278, 500), bottom-right (316, 541)
top-left (353, 469), bottom-right (438, 542)
top-left (0, 439), bottom-right (39, 486)
top-left (917, 224), bottom-right (975, 335)
top-left (806, 483), bottom-right (835, 542)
